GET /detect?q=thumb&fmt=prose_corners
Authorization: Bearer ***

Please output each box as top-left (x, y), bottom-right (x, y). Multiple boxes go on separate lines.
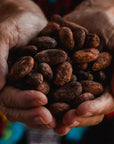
top-left (0, 41), bottom-right (9, 89)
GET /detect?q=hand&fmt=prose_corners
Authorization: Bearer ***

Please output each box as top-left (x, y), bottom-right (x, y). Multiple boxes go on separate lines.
top-left (54, 0), bottom-right (114, 135)
top-left (0, 0), bottom-right (56, 129)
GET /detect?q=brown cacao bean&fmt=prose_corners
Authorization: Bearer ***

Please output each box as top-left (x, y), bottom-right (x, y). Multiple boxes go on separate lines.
top-left (77, 71), bottom-right (93, 81)
top-left (72, 93), bottom-right (95, 108)
top-left (92, 52), bottom-right (112, 71)
top-left (54, 62), bottom-right (73, 86)
top-left (34, 49), bottom-right (68, 66)
top-left (51, 81), bottom-right (82, 103)
top-left (48, 102), bottom-right (70, 119)
top-left (39, 22), bottom-right (60, 36)
top-left (30, 36), bottom-right (57, 50)
top-left (25, 72), bottom-right (43, 89)
top-left (8, 56), bottom-right (34, 82)
top-left (81, 80), bottom-right (103, 95)
top-left (85, 33), bottom-right (100, 48)
top-left (73, 48), bottom-right (99, 63)
top-left (38, 63), bottom-right (53, 80)
top-left (58, 27), bottom-right (75, 50)
top-left (36, 81), bottom-right (50, 95)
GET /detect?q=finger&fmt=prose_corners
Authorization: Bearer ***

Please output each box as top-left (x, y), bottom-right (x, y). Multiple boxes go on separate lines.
top-left (1, 86), bottom-right (48, 108)
top-left (75, 91), bottom-right (114, 117)
top-left (0, 42), bottom-right (9, 89)
top-left (63, 91), bottom-right (114, 125)
top-left (3, 106), bottom-right (54, 126)
top-left (55, 115), bottom-right (104, 136)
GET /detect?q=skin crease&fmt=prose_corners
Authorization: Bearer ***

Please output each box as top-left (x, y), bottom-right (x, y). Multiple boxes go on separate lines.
top-left (0, 0), bottom-right (56, 130)
top-left (54, 0), bottom-right (114, 135)
top-left (0, 0), bottom-right (114, 134)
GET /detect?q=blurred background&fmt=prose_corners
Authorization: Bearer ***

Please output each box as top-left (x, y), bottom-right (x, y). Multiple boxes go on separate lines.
top-left (0, 115), bottom-right (114, 144)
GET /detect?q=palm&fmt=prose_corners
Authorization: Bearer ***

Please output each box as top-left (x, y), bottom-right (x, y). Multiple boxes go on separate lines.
top-left (0, 0), bottom-right (56, 130)
top-left (54, 0), bottom-right (114, 135)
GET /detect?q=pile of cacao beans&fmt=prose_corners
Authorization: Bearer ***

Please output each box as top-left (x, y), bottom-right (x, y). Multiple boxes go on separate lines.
top-left (7, 15), bottom-right (112, 120)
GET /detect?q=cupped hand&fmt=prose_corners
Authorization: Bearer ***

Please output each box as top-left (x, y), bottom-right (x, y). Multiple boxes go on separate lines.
top-left (0, 0), bottom-right (56, 129)
top-left (55, 0), bottom-right (114, 135)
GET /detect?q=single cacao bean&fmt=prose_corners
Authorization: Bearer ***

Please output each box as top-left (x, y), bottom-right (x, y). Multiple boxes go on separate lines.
top-left (58, 27), bottom-right (75, 51)
top-left (34, 49), bottom-right (68, 66)
top-left (48, 102), bottom-right (70, 119)
top-left (81, 80), bottom-right (103, 95)
top-left (8, 56), bottom-right (34, 82)
top-left (51, 81), bottom-right (82, 103)
top-left (39, 22), bottom-right (60, 36)
top-left (92, 52), bottom-right (112, 71)
top-left (38, 63), bottom-right (53, 80)
top-left (73, 48), bottom-right (99, 63)
top-left (54, 62), bottom-right (73, 86)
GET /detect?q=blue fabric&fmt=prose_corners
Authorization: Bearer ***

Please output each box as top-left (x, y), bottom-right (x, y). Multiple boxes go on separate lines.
top-left (65, 127), bottom-right (89, 142)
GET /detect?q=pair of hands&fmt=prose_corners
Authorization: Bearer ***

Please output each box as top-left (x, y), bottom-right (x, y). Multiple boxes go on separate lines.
top-left (0, 0), bottom-right (114, 135)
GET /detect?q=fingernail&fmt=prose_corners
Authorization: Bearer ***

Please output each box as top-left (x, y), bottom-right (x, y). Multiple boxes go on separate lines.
top-left (34, 117), bottom-right (46, 124)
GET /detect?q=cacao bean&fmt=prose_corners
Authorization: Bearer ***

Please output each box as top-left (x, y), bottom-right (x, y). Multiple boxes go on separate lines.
top-left (54, 62), bottom-right (73, 86)
top-left (8, 56), bottom-right (34, 82)
top-left (38, 63), bottom-right (53, 80)
top-left (85, 33), bottom-right (100, 48)
top-left (39, 22), bottom-right (60, 36)
top-left (81, 80), bottom-right (103, 95)
top-left (48, 102), bottom-right (70, 119)
top-left (73, 48), bottom-right (99, 63)
top-left (51, 81), bottom-right (82, 103)
top-left (58, 27), bottom-right (75, 50)
top-left (34, 49), bottom-right (68, 66)
top-left (92, 52), bottom-right (112, 71)
top-left (72, 93), bottom-right (95, 108)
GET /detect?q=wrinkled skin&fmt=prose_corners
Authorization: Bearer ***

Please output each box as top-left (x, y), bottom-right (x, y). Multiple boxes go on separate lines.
top-left (0, 0), bottom-right (56, 129)
top-left (0, 0), bottom-right (114, 134)
top-left (54, 0), bottom-right (114, 135)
